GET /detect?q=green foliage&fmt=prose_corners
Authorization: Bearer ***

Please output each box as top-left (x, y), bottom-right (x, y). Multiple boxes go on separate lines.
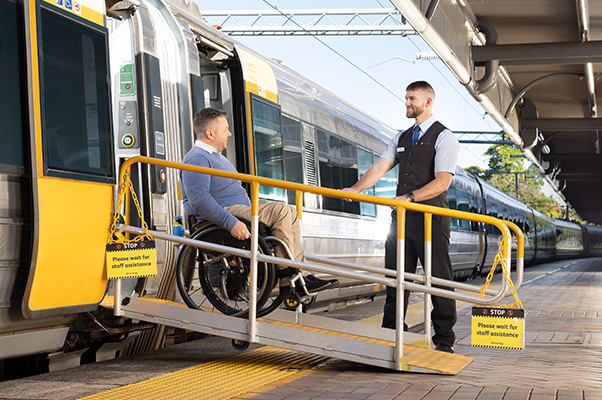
top-left (469, 141), bottom-right (572, 219)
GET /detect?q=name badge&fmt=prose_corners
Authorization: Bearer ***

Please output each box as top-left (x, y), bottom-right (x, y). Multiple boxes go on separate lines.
top-left (397, 147), bottom-right (405, 152)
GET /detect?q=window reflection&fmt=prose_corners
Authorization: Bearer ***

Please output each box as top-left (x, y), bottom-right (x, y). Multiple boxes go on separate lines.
top-left (375, 165), bottom-right (397, 217)
top-left (40, 7), bottom-right (113, 180)
top-left (317, 130), bottom-right (359, 214)
top-left (282, 115), bottom-right (303, 205)
top-left (358, 148), bottom-right (376, 217)
top-left (251, 98), bottom-right (285, 201)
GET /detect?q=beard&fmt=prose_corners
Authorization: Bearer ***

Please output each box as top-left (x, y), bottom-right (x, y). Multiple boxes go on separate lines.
top-left (406, 104), bottom-right (425, 119)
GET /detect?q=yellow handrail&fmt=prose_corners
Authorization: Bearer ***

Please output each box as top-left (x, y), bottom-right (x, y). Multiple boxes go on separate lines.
top-left (118, 156), bottom-right (514, 242)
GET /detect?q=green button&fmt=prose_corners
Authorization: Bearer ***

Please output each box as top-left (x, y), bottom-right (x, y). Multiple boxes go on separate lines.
top-left (122, 134), bottom-right (135, 147)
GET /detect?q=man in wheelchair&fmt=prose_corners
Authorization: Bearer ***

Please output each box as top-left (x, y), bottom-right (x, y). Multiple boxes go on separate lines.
top-left (180, 107), bottom-right (338, 298)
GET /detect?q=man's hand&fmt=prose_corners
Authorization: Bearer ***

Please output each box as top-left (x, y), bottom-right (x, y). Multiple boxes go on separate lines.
top-left (341, 187), bottom-right (359, 202)
top-left (230, 220), bottom-right (250, 240)
top-left (391, 194), bottom-right (411, 209)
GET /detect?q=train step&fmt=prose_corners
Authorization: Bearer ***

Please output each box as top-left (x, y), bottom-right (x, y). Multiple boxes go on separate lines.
top-left (100, 296), bottom-right (473, 374)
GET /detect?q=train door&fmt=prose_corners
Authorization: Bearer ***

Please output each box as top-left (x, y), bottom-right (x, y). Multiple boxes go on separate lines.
top-left (20, 0), bottom-right (115, 318)
top-left (191, 36), bottom-right (250, 173)
top-left (106, 0), bottom-right (200, 301)
top-left (472, 175), bottom-right (491, 274)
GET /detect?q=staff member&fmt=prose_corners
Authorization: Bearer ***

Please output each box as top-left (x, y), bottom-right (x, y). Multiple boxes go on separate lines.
top-left (343, 81), bottom-right (459, 353)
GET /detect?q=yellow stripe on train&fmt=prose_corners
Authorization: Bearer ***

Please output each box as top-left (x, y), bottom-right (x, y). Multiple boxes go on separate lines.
top-left (42, 0), bottom-right (105, 27)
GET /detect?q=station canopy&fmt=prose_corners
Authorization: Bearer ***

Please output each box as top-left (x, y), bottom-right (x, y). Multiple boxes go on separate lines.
top-left (391, 0), bottom-right (602, 225)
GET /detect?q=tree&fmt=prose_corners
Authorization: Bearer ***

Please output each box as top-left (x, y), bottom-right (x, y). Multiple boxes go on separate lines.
top-left (465, 140), bottom-right (570, 220)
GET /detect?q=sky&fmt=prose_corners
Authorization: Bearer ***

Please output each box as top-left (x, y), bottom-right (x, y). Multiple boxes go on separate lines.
top-left (193, 0), bottom-right (500, 171)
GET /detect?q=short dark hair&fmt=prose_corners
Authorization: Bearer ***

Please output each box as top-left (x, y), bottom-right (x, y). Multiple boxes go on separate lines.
top-left (406, 81), bottom-right (435, 98)
top-left (193, 107), bottom-right (228, 138)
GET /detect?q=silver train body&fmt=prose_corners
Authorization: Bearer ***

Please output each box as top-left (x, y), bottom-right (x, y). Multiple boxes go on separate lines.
top-left (2, 0), bottom-right (602, 377)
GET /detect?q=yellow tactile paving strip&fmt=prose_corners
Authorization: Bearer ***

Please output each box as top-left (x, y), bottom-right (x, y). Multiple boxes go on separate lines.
top-left (78, 347), bottom-right (329, 400)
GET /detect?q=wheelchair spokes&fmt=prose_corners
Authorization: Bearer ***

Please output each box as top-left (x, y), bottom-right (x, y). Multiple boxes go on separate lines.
top-left (175, 225), bottom-right (281, 318)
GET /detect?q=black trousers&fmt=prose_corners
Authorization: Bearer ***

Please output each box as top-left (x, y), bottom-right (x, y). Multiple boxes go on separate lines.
top-left (382, 211), bottom-right (457, 347)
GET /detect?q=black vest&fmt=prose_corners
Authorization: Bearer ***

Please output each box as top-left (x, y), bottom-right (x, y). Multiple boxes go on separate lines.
top-left (396, 121), bottom-right (449, 208)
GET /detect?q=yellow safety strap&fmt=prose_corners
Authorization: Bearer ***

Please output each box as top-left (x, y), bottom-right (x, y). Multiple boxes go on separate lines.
top-left (478, 239), bottom-right (523, 309)
top-left (107, 169), bottom-right (153, 244)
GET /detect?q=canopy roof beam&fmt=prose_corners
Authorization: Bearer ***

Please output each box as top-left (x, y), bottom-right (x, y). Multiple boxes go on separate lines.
top-left (472, 41), bottom-right (602, 65)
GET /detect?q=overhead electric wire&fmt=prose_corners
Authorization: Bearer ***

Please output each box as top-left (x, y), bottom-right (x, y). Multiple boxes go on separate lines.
top-left (261, 0), bottom-right (406, 103)
top-left (261, 0), bottom-right (499, 136)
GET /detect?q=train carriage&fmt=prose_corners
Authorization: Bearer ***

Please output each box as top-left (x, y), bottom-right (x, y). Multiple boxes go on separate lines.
top-left (554, 219), bottom-right (585, 259)
top-left (583, 224), bottom-right (602, 257)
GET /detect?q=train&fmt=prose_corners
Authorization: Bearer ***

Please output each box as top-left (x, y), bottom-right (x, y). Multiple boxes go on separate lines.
top-left (2, 0), bottom-right (602, 380)
top-left (447, 168), bottom-right (602, 279)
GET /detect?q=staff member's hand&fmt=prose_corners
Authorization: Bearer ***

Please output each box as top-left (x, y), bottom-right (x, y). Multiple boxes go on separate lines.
top-left (341, 187), bottom-right (358, 202)
top-left (390, 193), bottom-right (413, 209)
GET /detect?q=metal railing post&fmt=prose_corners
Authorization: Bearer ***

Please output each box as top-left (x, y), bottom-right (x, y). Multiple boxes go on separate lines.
top-left (249, 182), bottom-right (260, 343)
top-left (295, 190), bottom-right (303, 220)
top-left (114, 278), bottom-right (123, 316)
top-left (113, 164), bottom-right (133, 318)
top-left (423, 213), bottom-right (432, 344)
top-left (504, 221), bottom-right (525, 290)
top-left (395, 207), bottom-right (406, 371)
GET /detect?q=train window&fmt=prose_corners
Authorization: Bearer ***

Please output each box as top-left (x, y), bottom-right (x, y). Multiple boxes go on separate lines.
top-left (317, 130), bottom-right (360, 214)
top-left (375, 164), bottom-right (397, 217)
top-left (282, 115), bottom-right (303, 205)
top-left (469, 194), bottom-right (479, 231)
top-left (358, 148), bottom-right (376, 217)
top-left (251, 97), bottom-right (285, 201)
top-left (40, 6), bottom-right (113, 182)
top-left (457, 189), bottom-right (470, 231)
top-left (448, 186), bottom-right (458, 229)
top-left (488, 199), bottom-right (501, 235)
top-left (487, 198), bottom-right (494, 234)
top-left (0, 0), bottom-right (28, 173)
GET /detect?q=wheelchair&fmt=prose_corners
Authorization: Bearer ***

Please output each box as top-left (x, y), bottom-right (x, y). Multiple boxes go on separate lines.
top-left (175, 218), bottom-right (312, 318)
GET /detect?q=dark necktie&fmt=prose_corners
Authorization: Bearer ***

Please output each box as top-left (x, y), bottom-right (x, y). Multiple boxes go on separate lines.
top-left (412, 125), bottom-right (420, 147)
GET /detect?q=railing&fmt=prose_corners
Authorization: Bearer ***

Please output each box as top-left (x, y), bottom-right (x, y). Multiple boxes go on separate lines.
top-left (112, 156), bottom-right (524, 370)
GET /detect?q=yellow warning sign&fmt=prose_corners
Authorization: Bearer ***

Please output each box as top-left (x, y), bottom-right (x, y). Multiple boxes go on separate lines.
top-left (106, 240), bottom-right (157, 279)
top-left (471, 307), bottom-right (525, 350)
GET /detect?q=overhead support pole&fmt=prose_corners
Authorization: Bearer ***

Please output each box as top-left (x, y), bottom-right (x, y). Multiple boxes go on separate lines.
top-left (576, 0), bottom-right (591, 42)
top-left (474, 19), bottom-right (499, 95)
top-left (576, 0), bottom-right (597, 118)
top-left (522, 118), bottom-right (602, 130)
top-left (471, 41), bottom-right (602, 65)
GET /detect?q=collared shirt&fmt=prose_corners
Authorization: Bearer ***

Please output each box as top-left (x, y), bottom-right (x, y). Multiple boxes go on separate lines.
top-left (195, 140), bottom-right (217, 154)
top-left (381, 115), bottom-right (459, 174)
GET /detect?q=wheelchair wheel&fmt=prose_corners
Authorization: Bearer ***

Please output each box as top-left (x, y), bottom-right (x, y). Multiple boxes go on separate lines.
top-left (175, 225), bottom-right (281, 317)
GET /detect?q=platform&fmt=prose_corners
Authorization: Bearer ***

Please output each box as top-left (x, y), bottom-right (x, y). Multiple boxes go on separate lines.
top-left (1, 257), bottom-right (601, 399)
